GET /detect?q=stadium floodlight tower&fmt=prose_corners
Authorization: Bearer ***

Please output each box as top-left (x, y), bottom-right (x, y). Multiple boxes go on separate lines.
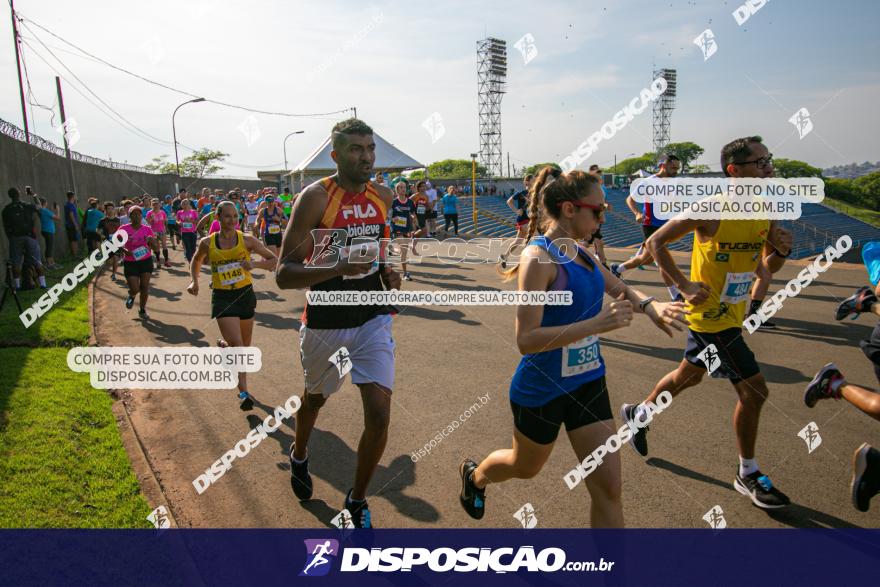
top-left (652, 67), bottom-right (676, 155)
top-left (477, 37), bottom-right (507, 178)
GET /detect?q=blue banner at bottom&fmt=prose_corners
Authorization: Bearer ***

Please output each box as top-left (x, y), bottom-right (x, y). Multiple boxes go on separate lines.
top-left (1, 529), bottom-right (878, 585)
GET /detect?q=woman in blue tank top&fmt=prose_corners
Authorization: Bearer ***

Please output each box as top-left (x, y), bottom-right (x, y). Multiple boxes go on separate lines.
top-left (458, 166), bottom-right (689, 527)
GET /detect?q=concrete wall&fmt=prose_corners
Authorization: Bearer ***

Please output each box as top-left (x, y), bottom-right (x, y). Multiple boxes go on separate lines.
top-left (0, 130), bottom-right (267, 261)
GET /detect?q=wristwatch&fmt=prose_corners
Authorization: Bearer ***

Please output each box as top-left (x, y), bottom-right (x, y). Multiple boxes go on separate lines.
top-left (638, 296), bottom-right (656, 312)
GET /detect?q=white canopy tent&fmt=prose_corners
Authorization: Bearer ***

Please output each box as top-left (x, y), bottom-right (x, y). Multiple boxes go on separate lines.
top-left (288, 133), bottom-right (423, 191)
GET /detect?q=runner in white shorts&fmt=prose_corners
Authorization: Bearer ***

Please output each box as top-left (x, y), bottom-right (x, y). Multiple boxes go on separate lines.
top-left (276, 118), bottom-right (399, 528)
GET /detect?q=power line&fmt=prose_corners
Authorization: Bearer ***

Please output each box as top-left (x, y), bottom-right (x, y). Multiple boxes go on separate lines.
top-left (20, 39), bottom-right (173, 148)
top-left (18, 14), bottom-right (355, 119)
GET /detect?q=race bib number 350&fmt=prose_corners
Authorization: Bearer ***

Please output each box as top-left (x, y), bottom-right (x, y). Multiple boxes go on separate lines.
top-left (562, 335), bottom-right (601, 377)
top-left (720, 271), bottom-right (754, 304)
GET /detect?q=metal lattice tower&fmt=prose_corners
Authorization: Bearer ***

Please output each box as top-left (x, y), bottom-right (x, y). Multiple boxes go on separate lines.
top-left (652, 67), bottom-right (677, 155)
top-left (477, 37), bottom-right (507, 177)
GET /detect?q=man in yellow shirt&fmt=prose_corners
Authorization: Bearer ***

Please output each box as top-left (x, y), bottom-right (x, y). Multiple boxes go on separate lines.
top-left (621, 136), bottom-right (794, 509)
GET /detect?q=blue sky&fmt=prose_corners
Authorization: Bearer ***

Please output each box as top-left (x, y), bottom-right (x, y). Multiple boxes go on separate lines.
top-left (1, 0), bottom-right (877, 178)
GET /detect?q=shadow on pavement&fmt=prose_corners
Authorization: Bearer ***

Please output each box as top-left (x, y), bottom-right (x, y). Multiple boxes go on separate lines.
top-left (140, 318), bottom-right (207, 345)
top-left (253, 311), bottom-right (301, 331)
top-left (647, 457), bottom-right (862, 529)
top-left (246, 401), bottom-right (440, 527)
top-left (398, 306), bottom-right (481, 326)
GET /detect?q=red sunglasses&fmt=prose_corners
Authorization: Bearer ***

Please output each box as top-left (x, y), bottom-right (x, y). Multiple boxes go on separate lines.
top-left (568, 201), bottom-right (608, 214)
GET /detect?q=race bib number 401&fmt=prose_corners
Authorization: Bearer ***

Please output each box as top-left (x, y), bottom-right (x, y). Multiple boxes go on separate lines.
top-left (562, 335), bottom-right (601, 377)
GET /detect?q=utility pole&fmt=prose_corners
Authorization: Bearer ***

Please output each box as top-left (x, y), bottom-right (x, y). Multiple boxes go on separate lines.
top-left (10, 0), bottom-right (30, 143)
top-left (55, 76), bottom-right (76, 192)
top-left (507, 152), bottom-right (510, 178)
top-left (352, 106), bottom-right (358, 119)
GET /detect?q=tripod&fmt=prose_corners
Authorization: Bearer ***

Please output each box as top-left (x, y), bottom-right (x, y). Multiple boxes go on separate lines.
top-left (0, 261), bottom-right (24, 314)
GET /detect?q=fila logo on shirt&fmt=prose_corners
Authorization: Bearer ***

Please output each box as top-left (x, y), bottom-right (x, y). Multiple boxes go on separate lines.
top-left (341, 203), bottom-right (379, 221)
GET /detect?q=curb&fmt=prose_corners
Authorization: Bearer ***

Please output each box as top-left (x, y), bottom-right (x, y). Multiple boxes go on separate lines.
top-left (88, 264), bottom-right (180, 528)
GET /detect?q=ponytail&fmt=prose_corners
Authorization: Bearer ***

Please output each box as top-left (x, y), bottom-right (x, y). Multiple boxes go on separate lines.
top-left (500, 166), bottom-right (561, 281)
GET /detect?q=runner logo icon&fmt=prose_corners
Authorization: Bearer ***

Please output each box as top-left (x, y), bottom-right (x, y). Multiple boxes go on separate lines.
top-left (798, 421), bottom-right (822, 453)
top-left (300, 539), bottom-right (340, 577)
top-left (702, 505), bottom-right (727, 529)
top-left (514, 503), bottom-right (538, 528)
top-left (697, 344), bottom-right (721, 375)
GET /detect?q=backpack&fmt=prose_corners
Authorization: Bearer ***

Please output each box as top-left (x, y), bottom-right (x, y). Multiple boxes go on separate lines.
top-left (4, 202), bottom-right (35, 237)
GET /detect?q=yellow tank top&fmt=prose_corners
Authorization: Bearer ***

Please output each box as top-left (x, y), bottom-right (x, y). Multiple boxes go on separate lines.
top-left (688, 219), bottom-right (770, 333)
top-left (209, 230), bottom-right (252, 290)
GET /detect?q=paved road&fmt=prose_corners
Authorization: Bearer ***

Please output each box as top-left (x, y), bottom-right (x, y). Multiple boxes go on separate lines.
top-left (93, 243), bottom-right (880, 528)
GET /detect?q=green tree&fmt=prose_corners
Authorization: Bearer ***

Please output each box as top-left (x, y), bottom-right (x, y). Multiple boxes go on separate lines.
top-left (426, 159), bottom-right (487, 179)
top-left (522, 162), bottom-right (562, 177)
top-left (145, 148), bottom-right (228, 178)
top-left (615, 153), bottom-right (656, 176)
top-left (663, 142), bottom-right (704, 172)
top-left (689, 164), bottom-right (711, 174)
top-left (408, 169), bottom-right (426, 180)
top-left (773, 158), bottom-right (823, 178)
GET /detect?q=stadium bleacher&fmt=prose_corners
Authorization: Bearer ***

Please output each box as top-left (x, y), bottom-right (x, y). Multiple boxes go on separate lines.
top-left (444, 188), bottom-right (880, 260)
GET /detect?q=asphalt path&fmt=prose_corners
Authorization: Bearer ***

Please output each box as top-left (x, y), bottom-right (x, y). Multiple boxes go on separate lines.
top-left (92, 241), bottom-right (879, 528)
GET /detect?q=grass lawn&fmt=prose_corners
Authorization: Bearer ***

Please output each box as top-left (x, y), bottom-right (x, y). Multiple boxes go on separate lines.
top-left (0, 256), bottom-right (152, 527)
top-left (823, 197), bottom-right (880, 228)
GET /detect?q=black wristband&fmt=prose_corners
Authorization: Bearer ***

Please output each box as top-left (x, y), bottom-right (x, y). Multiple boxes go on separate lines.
top-left (773, 249), bottom-right (791, 259)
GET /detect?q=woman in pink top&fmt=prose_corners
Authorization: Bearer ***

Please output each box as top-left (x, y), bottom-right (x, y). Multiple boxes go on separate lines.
top-left (119, 206), bottom-right (158, 319)
top-left (146, 198), bottom-right (170, 268)
top-left (176, 199), bottom-right (199, 262)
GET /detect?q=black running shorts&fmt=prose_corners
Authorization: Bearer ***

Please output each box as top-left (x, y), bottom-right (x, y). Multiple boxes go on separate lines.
top-left (211, 285), bottom-right (257, 320)
top-left (642, 224), bottom-right (660, 240)
top-left (861, 322), bottom-right (880, 384)
top-left (264, 232), bottom-right (282, 247)
top-left (123, 258), bottom-right (154, 276)
top-left (684, 327), bottom-right (760, 384)
top-left (510, 376), bottom-right (613, 445)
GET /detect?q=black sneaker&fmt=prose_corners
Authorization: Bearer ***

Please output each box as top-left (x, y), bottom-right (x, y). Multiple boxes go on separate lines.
top-left (459, 458), bottom-right (485, 519)
top-left (344, 489), bottom-right (372, 528)
top-left (125, 295), bottom-right (134, 309)
top-left (836, 286), bottom-right (877, 321)
top-left (744, 310), bottom-right (777, 330)
top-left (620, 403), bottom-right (649, 457)
top-left (238, 390), bottom-right (254, 411)
top-left (138, 309), bottom-right (149, 320)
top-left (804, 362), bottom-right (844, 408)
top-left (288, 441), bottom-right (313, 501)
top-left (734, 470), bottom-right (791, 509)
top-left (852, 443), bottom-right (880, 512)
top-left (609, 263), bottom-right (623, 279)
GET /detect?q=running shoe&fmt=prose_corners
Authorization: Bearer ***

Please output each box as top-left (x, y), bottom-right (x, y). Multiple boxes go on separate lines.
top-left (500, 256), bottom-right (507, 269)
top-left (459, 458), bottom-right (486, 519)
top-left (138, 309), bottom-right (149, 320)
top-left (344, 489), bottom-right (372, 528)
top-left (238, 390), bottom-right (254, 411)
top-left (288, 441), bottom-right (313, 501)
top-left (403, 272), bottom-right (413, 281)
top-left (125, 295), bottom-right (134, 309)
top-left (835, 286), bottom-right (877, 321)
top-left (620, 403), bottom-right (649, 457)
top-left (744, 311), bottom-right (777, 330)
top-left (804, 362), bottom-right (844, 408)
top-left (610, 263), bottom-right (623, 279)
top-left (734, 470), bottom-right (791, 509)
top-left (851, 443), bottom-right (880, 512)
top-left (164, 260), bottom-right (171, 268)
